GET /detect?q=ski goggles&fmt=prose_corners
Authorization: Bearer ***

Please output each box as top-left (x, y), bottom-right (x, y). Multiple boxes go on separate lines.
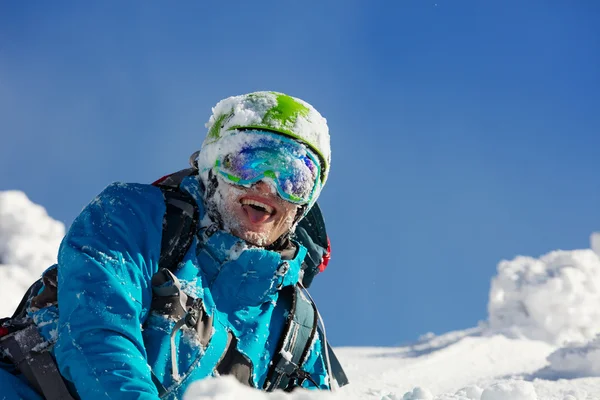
top-left (214, 130), bottom-right (321, 205)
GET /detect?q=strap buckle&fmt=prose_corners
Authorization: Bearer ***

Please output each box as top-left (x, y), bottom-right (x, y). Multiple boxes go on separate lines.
top-left (274, 349), bottom-right (299, 376)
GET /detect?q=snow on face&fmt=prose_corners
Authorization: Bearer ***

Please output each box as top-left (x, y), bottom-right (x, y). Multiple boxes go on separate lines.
top-left (204, 176), bottom-right (300, 247)
top-left (198, 130), bottom-right (320, 221)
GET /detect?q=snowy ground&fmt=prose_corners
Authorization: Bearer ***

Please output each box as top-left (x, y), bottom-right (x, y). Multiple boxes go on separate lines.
top-left (2, 191), bottom-right (600, 400)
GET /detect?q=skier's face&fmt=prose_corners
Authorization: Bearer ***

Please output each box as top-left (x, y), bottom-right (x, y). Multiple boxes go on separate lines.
top-left (214, 179), bottom-right (300, 247)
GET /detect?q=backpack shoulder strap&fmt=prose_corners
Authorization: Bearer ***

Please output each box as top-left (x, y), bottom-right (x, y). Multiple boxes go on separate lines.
top-left (263, 284), bottom-right (318, 391)
top-left (263, 284), bottom-right (350, 391)
top-left (153, 168), bottom-right (200, 273)
top-left (157, 187), bottom-right (199, 272)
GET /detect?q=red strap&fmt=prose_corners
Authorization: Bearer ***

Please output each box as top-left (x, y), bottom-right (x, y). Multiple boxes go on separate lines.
top-left (318, 237), bottom-right (331, 273)
top-left (0, 326), bottom-right (9, 337)
top-left (152, 174), bottom-right (171, 186)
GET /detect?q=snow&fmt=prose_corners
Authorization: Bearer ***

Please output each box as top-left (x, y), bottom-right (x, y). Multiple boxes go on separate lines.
top-left (479, 381), bottom-right (537, 400)
top-left (2, 191), bottom-right (600, 399)
top-left (544, 334), bottom-right (600, 379)
top-left (591, 233), bottom-right (600, 258)
top-left (203, 92), bottom-right (330, 171)
top-left (0, 191), bottom-right (64, 316)
top-left (488, 248), bottom-right (600, 345)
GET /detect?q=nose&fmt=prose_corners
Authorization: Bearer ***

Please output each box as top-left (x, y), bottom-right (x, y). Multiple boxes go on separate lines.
top-left (252, 180), bottom-right (277, 196)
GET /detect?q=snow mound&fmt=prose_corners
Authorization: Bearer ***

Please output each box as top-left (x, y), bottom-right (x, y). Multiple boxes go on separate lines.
top-left (400, 382), bottom-right (537, 400)
top-left (487, 242), bottom-right (600, 345)
top-left (184, 378), bottom-right (546, 400)
top-left (480, 380), bottom-right (537, 400)
top-left (184, 376), bottom-right (338, 399)
top-left (546, 334), bottom-right (600, 379)
top-left (0, 191), bottom-right (64, 316)
top-left (401, 387), bottom-right (434, 400)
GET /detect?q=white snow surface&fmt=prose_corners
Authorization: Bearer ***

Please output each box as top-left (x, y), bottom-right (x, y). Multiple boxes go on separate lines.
top-left (544, 334), bottom-right (600, 379)
top-left (2, 191), bottom-right (600, 399)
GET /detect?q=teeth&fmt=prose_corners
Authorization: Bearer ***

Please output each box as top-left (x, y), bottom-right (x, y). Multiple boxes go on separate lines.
top-left (241, 199), bottom-right (274, 214)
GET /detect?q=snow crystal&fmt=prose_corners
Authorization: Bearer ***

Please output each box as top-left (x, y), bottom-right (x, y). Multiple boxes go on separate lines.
top-left (546, 334), bottom-right (600, 378)
top-left (487, 244), bottom-right (600, 345)
top-left (280, 349), bottom-right (293, 362)
top-left (228, 240), bottom-right (249, 261)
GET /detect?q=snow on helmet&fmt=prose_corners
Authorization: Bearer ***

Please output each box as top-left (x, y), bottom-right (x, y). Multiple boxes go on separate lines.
top-left (197, 91), bottom-right (331, 206)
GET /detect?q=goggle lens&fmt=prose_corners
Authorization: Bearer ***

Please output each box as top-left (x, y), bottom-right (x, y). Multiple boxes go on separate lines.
top-left (216, 131), bottom-right (320, 204)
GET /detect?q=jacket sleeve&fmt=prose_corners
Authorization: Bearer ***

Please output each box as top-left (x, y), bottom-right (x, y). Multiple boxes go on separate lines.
top-left (54, 183), bottom-right (165, 400)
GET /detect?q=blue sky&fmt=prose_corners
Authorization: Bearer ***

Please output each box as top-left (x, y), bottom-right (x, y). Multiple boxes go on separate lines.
top-left (1, 1), bottom-right (599, 346)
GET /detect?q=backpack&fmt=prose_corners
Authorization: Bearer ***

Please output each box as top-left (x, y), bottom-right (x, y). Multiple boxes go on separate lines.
top-left (0, 169), bottom-right (348, 399)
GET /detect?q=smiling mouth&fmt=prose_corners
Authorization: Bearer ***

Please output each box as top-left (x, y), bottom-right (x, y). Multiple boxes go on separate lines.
top-left (240, 198), bottom-right (275, 223)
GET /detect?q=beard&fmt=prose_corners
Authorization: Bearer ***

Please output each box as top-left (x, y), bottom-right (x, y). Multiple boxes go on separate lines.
top-left (203, 174), bottom-right (294, 247)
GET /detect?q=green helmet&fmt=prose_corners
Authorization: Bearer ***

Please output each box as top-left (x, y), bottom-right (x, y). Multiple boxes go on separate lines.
top-left (199, 91), bottom-right (331, 188)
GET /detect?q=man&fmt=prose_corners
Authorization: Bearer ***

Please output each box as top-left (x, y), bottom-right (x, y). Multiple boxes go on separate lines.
top-left (0, 91), bottom-right (343, 399)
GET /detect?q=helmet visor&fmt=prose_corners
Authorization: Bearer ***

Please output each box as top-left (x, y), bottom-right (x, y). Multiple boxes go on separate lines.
top-left (215, 130), bottom-right (321, 205)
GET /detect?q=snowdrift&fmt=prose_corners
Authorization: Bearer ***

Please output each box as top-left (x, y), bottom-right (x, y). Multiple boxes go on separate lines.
top-left (488, 246), bottom-right (600, 345)
top-left (2, 191), bottom-right (600, 399)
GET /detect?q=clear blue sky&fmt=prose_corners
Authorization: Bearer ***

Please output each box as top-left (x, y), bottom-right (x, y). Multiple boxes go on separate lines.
top-left (1, 1), bottom-right (599, 346)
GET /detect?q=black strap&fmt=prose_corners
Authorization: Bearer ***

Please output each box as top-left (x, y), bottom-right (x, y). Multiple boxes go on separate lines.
top-left (157, 188), bottom-right (199, 273)
top-left (215, 332), bottom-right (253, 384)
top-left (0, 325), bottom-right (75, 400)
top-left (263, 285), bottom-right (318, 391)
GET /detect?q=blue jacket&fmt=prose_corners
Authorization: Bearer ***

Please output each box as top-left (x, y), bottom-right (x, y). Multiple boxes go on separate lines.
top-left (18, 176), bottom-right (329, 399)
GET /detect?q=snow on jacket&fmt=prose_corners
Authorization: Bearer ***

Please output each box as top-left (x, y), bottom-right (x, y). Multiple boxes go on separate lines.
top-left (27, 175), bottom-right (329, 399)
